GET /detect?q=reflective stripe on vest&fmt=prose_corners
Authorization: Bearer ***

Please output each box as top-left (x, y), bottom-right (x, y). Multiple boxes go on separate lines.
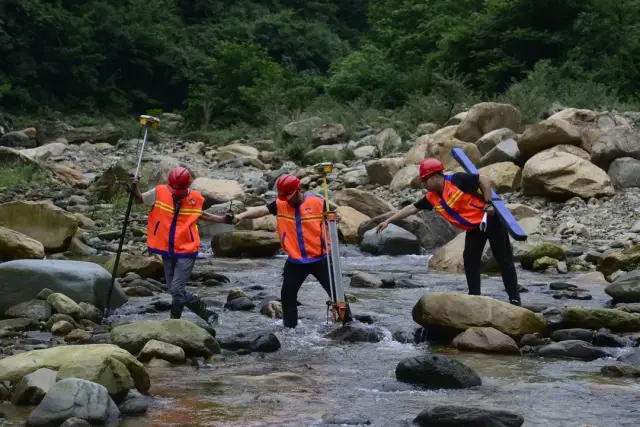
top-left (147, 185), bottom-right (204, 258)
top-left (276, 193), bottom-right (328, 264)
top-left (426, 176), bottom-right (486, 230)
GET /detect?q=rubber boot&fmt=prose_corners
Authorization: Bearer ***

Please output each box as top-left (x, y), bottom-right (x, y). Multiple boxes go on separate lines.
top-left (185, 296), bottom-right (219, 327)
top-left (170, 304), bottom-right (184, 319)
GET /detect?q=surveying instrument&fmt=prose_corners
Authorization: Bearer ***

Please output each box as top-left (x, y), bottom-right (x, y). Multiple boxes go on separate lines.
top-left (104, 115), bottom-right (160, 317)
top-left (313, 162), bottom-right (351, 325)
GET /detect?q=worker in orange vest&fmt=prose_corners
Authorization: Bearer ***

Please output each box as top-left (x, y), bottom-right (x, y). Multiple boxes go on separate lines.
top-left (376, 158), bottom-right (521, 306)
top-left (132, 166), bottom-right (231, 326)
top-left (232, 174), bottom-right (353, 328)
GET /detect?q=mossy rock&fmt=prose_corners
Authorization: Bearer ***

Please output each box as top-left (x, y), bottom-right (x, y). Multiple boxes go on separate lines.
top-left (521, 243), bottom-right (565, 270)
top-left (598, 246), bottom-right (640, 277)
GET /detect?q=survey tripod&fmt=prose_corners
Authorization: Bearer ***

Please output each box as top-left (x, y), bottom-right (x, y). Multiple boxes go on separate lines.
top-left (104, 115), bottom-right (160, 317)
top-left (313, 162), bottom-right (351, 326)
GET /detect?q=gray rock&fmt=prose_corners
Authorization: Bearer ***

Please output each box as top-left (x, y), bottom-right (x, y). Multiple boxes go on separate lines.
top-left (326, 325), bottom-right (385, 343)
top-left (25, 378), bottom-right (119, 426)
top-left (117, 389), bottom-right (149, 415)
top-left (11, 368), bottom-right (58, 406)
top-left (478, 139), bottom-right (521, 168)
top-left (224, 297), bottom-right (255, 311)
top-left (395, 355), bottom-right (482, 389)
top-left (360, 224), bottom-right (421, 256)
top-left (0, 130), bottom-right (35, 148)
top-left (358, 210), bottom-right (459, 250)
top-left (538, 340), bottom-right (611, 361)
top-left (550, 329), bottom-right (593, 343)
top-left (218, 331), bottom-right (281, 353)
top-left (349, 272), bottom-right (382, 288)
top-left (608, 157), bottom-right (640, 188)
top-left (78, 302), bottom-right (103, 324)
top-left (0, 318), bottom-right (39, 332)
top-left (0, 259), bottom-right (127, 313)
top-left (601, 364), bottom-right (640, 378)
top-left (4, 300), bottom-right (52, 321)
top-left (605, 269), bottom-right (640, 303)
top-left (414, 405), bottom-right (524, 427)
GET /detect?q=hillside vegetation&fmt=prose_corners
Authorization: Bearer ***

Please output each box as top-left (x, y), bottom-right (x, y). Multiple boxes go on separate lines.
top-left (2, 0), bottom-right (640, 137)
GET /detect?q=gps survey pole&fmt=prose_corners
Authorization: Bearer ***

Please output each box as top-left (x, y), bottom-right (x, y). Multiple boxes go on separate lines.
top-left (104, 115), bottom-right (160, 318)
top-left (313, 162), bottom-right (350, 325)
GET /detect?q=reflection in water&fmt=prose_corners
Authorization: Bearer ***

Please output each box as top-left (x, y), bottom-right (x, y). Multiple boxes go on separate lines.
top-left (4, 251), bottom-right (640, 426)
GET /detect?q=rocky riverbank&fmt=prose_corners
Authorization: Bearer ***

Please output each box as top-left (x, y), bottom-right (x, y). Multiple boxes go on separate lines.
top-left (2, 102), bottom-right (640, 425)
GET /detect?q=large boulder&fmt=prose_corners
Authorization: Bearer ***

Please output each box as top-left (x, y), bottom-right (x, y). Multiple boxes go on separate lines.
top-left (360, 224), bottom-right (421, 255)
top-left (109, 319), bottom-right (220, 357)
top-left (11, 368), bottom-right (58, 406)
top-left (389, 165), bottom-right (421, 192)
top-left (476, 128), bottom-right (517, 155)
top-left (454, 103), bottom-right (522, 143)
top-left (478, 162), bottom-right (522, 193)
top-left (408, 126), bottom-right (481, 170)
top-left (358, 210), bottom-right (460, 250)
top-left (0, 226), bottom-right (45, 261)
top-left (412, 293), bottom-right (546, 337)
top-left (191, 177), bottom-right (245, 208)
top-left (104, 253), bottom-right (164, 279)
top-left (477, 138), bottom-right (520, 168)
top-left (336, 206), bottom-right (370, 244)
top-left (0, 344), bottom-right (149, 393)
top-left (591, 125), bottom-right (640, 170)
top-left (605, 270), bottom-right (640, 303)
top-left (521, 150), bottom-right (614, 199)
top-left (608, 157), bottom-right (640, 189)
top-left (517, 119), bottom-right (582, 159)
top-left (560, 307), bottom-right (640, 332)
top-left (212, 231), bottom-right (281, 257)
top-left (598, 246), bottom-right (640, 277)
top-left (365, 158), bottom-right (405, 185)
top-left (0, 201), bottom-right (79, 252)
top-left (334, 188), bottom-right (395, 218)
top-left (56, 354), bottom-right (134, 400)
top-left (25, 378), bottom-right (120, 427)
top-left (0, 259), bottom-right (127, 313)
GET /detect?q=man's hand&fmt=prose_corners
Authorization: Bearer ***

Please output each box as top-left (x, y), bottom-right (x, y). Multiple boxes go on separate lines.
top-left (484, 203), bottom-right (496, 216)
top-left (232, 215), bottom-right (242, 225)
top-left (129, 173), bottom-right (139, 185)
top-left (375, 221), bottom-right (389, 233)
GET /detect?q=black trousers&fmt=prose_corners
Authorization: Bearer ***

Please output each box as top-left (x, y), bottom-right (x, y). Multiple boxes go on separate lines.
top-left (463, 214), bottom-right (521, 303)
top-left (281, 258), bottom-right (334, 328)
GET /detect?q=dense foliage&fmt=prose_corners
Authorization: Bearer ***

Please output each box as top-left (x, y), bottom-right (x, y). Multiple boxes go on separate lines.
top-left (2, 0), bottom-right (639, 129)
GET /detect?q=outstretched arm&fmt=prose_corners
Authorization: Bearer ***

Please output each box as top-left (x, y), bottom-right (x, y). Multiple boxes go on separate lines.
top-left (200, 212), bottom-right (229, 223)
top-left (234, 206), bottom-right (271, 223)
top-left (375, 205), bottom-right (419, 233)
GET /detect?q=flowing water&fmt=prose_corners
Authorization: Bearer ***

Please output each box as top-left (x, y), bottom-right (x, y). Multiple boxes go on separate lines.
top-left (3, 249), bottom-right (640, 426)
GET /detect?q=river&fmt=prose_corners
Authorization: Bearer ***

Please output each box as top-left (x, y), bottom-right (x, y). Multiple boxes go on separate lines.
top-left (3, 248), bottom-right (640, 426)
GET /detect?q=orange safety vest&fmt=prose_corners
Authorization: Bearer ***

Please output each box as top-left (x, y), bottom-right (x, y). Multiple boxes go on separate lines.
top-left (276, 193), bottom-right (329, 263)
top-left (426, 176), bottom-right (486, 231)
top-left (147, 185), bottom-right (204, 258)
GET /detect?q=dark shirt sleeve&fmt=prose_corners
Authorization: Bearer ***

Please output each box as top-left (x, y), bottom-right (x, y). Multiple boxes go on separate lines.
top-left (413, 197), bottom-right (433, 210)
top-left (266, 201), bottom-right (277, 216)
top-left (450, 172), bottom-right (481, 195)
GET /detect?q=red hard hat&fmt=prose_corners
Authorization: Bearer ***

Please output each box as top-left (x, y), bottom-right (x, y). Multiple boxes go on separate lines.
top-left (167, 166), bottom-right (192, 196)
top-left (419, 158), bottom-right (445, 179)
top-left (276, 174), bottom-right (300, 200)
